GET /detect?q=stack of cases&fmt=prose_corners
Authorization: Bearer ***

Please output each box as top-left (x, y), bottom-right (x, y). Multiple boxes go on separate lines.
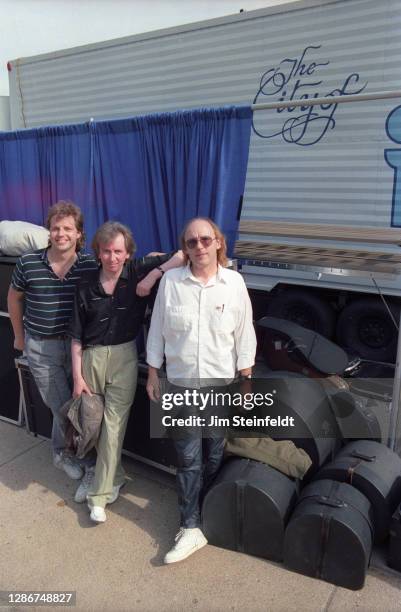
top-left (203, 440), bottom-right (401, 591)
top-left (284, 440), bottom-right (401, 589)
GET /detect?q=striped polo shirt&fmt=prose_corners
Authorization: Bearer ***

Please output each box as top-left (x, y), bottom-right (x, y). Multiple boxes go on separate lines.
top-left (11, 248), bottom-right (98, 337)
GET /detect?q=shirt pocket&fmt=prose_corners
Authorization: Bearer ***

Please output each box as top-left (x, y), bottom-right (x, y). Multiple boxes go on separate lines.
top-left (165, 306), bottom-right (195, 333)
top-left (212, 306), bottom-right (237, 335)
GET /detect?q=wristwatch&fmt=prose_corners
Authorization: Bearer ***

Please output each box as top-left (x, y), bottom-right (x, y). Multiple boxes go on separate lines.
top-left (239, 374), bottom-right (252, 380)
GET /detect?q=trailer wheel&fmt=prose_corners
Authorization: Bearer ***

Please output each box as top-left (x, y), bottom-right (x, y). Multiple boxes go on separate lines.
top-left (266, 289), bottom-right (335, 338)
top-left (336, 298), bottom-right (399, 362)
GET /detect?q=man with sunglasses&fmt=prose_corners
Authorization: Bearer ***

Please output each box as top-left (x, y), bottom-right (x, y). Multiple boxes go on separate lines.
top-left (146, 217), bottom-right (256, 564)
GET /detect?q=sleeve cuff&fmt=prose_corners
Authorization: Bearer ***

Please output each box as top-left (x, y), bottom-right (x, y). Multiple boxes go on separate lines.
top-left (65, 330), bottom-right (82, 341)
top-left (10, 282), bottom-right (25, 292)
top-left (146, 350), bottom-right (164, 369)
top-left (237, 355), bottom-right (255, 371)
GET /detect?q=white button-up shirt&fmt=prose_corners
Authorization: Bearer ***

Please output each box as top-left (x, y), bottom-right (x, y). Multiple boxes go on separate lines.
top-left (146, 264), bottom-right (257, 384)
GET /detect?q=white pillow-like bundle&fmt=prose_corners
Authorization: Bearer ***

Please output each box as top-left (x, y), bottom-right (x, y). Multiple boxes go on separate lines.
top-left (0, 220), bottom-right (49, 256)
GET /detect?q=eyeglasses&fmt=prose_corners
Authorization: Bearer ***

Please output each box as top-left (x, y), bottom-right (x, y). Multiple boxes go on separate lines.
top-left (185, 236), bottom-right (216, 249)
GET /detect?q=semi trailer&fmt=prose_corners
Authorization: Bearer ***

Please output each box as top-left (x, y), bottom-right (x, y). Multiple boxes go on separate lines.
top-left (7, 0), bottom-right (401, 362)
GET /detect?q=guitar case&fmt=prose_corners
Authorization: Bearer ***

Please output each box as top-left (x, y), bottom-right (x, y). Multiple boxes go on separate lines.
top-left (257, 316), bottom-right (349, 376)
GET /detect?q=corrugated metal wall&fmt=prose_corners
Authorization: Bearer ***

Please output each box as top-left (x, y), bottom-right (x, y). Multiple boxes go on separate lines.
top-left (0, 97), bottom-right (10, 130)
top-left (8, 0), bottom-right (401, 228)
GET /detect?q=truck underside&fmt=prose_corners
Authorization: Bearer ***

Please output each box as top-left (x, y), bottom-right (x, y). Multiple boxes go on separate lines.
top-left (236, 220), bottom-right (401, 363)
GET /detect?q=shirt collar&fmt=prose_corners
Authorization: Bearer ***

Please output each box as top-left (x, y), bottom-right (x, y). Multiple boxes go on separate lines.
top-left (120, 262), bottom-right (129, 280)
top-left (40, 248), bottom-right (48, 263)
top-left (181, 263), bottom-right (229, 284)
top-left (96, 261), bottom-right (129, 281)
top-left (41, 247), bottom-right (84, 265)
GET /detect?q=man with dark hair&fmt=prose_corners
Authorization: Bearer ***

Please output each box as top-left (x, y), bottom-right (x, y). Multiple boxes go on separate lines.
top-left (146, 217), bottom-right (257, 564)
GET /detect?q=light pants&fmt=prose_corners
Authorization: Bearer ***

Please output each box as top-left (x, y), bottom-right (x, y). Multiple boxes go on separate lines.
top-left (25, 332), bottom-right (72, 455)
top-left (84, 340), bottom-right (138, 509)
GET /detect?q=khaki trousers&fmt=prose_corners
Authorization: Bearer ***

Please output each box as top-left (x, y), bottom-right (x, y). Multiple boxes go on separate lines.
top-left (84, 340), bottom-right (138, 508)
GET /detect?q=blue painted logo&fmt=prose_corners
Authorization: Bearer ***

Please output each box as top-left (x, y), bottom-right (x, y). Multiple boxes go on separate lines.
top-left (253, 45), bottom-right (367, 146)
top-left (385, 105), bottom-right (401, 227)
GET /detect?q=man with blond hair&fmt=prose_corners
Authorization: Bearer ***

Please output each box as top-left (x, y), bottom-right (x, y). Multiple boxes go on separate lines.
top-left (146, 217), bottom-right (257, 564)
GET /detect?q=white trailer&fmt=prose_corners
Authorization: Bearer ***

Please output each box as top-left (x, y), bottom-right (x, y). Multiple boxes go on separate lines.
top-left (7, 0), bottom-right (401, 362)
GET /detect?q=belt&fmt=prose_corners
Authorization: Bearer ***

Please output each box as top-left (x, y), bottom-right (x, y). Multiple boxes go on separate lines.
top-left (27, 332), bottom-right (68, 341)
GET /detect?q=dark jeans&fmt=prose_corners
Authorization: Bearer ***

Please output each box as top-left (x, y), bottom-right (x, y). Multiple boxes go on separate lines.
top-left (174, 435), bottom-right (225, 528)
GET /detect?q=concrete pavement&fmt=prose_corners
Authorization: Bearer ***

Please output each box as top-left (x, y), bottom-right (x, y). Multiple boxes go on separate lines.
top-left (1, 420), bottom-right (401, 612)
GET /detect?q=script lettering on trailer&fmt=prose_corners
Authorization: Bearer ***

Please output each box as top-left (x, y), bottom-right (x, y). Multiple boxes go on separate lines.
top-left (252, 44), bottom-right (367, 146)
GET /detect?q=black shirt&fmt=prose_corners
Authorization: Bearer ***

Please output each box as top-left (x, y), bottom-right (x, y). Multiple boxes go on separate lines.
top-left (68, 254), bottom-right (170, 347)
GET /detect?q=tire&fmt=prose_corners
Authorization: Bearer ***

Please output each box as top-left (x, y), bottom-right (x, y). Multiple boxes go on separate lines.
top-left (336, 298), bottom-right (399, 362)
top-left (265, 289), bottom-right (335, 338)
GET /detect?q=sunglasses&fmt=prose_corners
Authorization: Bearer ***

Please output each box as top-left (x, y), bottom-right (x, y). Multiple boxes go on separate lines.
top-left (185, 236), bottom-right (216, 249)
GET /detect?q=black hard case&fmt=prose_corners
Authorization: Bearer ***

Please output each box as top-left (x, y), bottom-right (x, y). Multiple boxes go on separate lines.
top-left (284, 479), bottom-right (373, 590)
top-left (257, 316), bottom-right (349, 376)
top-left (250, 373), bottom-right (341, 476)
top-left (388, 504), bottom-right (401, 572)
top-left (0, 258), bottom-right (22, 424)
top-left (257, 316), bottom-right (382, 446)
top-left (325, 389), bottom-right (382, 443)
top-left (315, 440), bottom-right (401, 543)
top-left (202, 457), bottom-right (298, 562)
top-left (0, 256), bottom-right (18, 311)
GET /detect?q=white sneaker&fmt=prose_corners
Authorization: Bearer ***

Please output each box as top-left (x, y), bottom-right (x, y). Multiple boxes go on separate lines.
top-left (164, 528), bottom-right (208, 564)
top-left (87, 483), bottom-right (125, 522)
top-left (74, 466), bottom-right (95, 503)
top-left (53, 453), bottom-right (83, 480)
top-left (89, 505), bottom-right (106, 523)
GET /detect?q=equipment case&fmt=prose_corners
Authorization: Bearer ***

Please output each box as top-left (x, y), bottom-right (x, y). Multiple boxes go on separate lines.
top-left (315, 440), bottom-right (401, 542)
top-left (202, 457), bottom-right (299, 562)
top-left (284, 479), bottom-right (374, 590)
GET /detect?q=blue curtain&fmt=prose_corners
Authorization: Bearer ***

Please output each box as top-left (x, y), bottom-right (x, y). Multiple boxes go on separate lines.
top-left (0, 107), bottom-right (252, 255)
top-left (0, 129), bottom-right (43, 225)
